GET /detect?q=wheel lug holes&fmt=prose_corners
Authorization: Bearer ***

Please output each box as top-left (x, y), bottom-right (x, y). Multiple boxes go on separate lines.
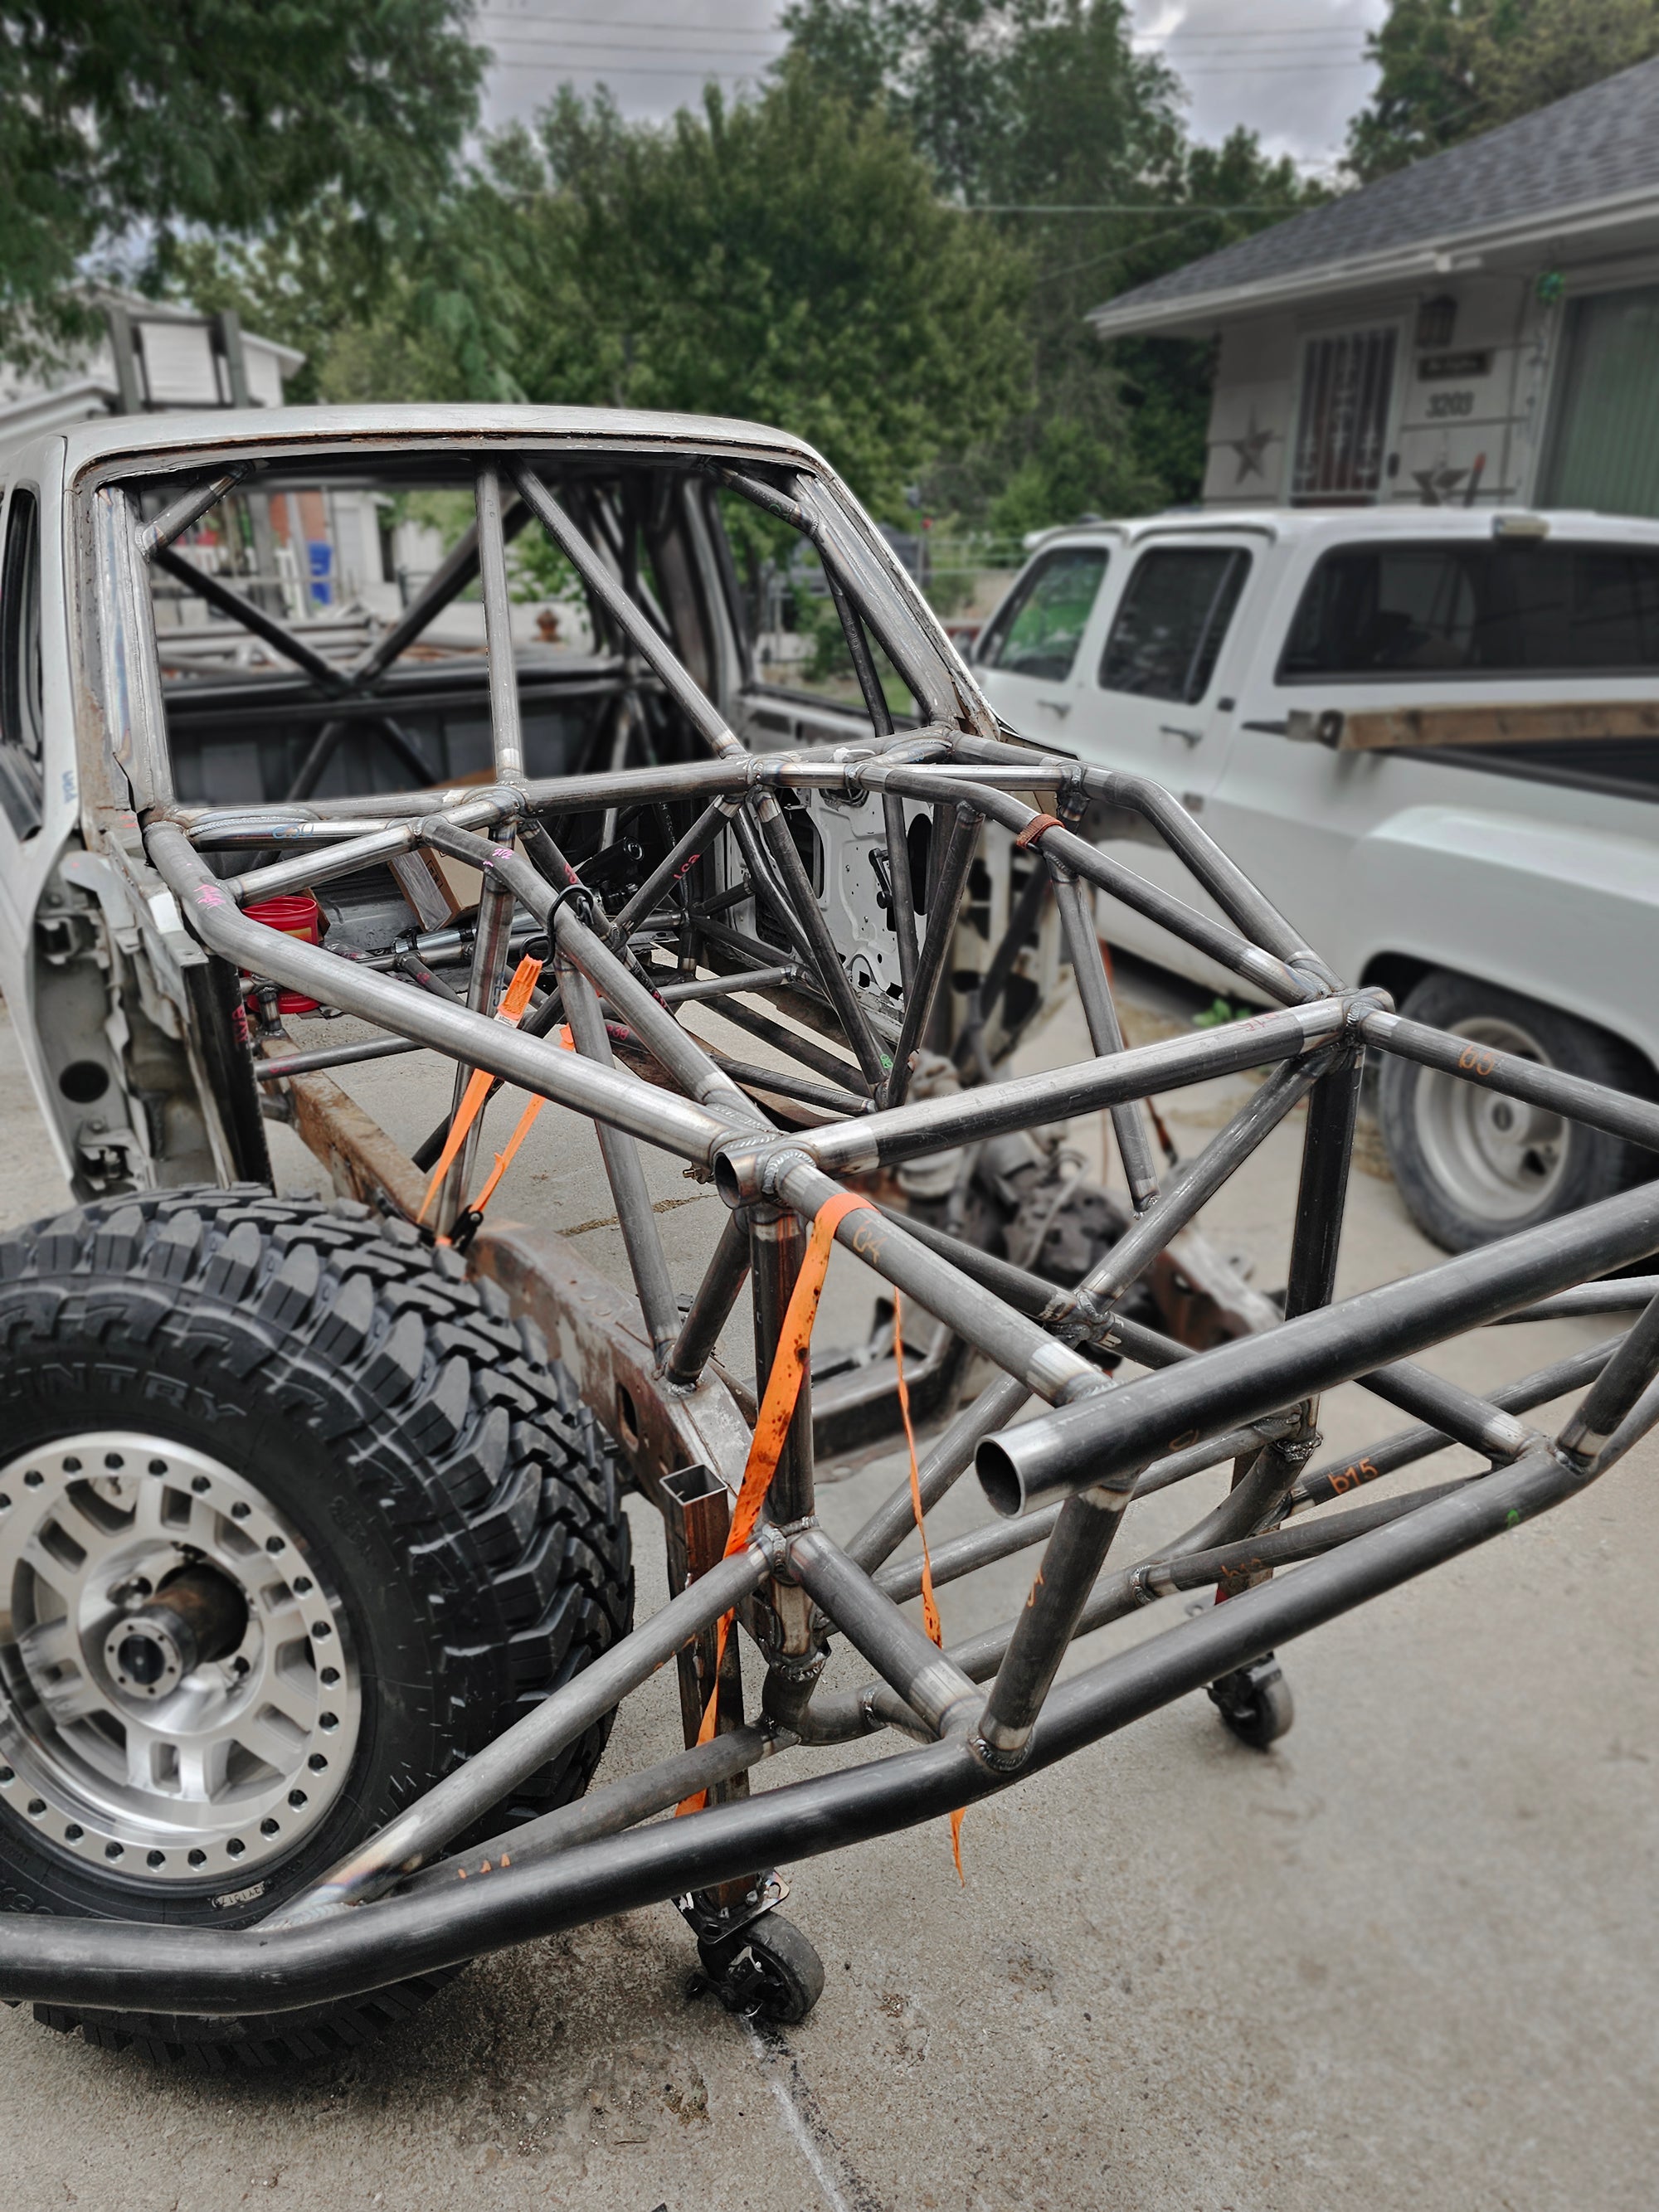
top-left (187, 1849), bottom-right (207, 1868)
top-left (288, 1788), bottom-right (307, 1808)
top-left (104, 1452), bottom-right (124, 1471)
top-left (104, 1842), bottom-right (123, 1860)
top-left (23, 1471), bottom-right (42, 1490)
top-left (146, 1850), bottom-right (165, 1868)
top-left (226, 1838), bottom-right (246, 1858)
top-left (26, 1797), bottom-right (45, 1816)
top-left (259, 1818), bottom-right (279, 1837)
top-left (313, 1622), bottom-right (332, 1642)
top-left (231, 1655), bottom-right (250, 1676)
top-left (231, 1502), bottom-right (251, 1521)
top-left (0, 1767), bottom-right (13, 1785)
top-left (319, 1711), bottom-right (338, 1731)
top-left (319, 1666), bottom-right (339, 1686)
top-left (65, 1823), bottom-right (83, 1842)
top-left (308, 1753), bottom-right (328, 1772)
top-left (191, 1475), bottom-right (211, 1494)
top-left (61, 1458), bottom-right (80, 1473)
top-left (265, 1535), bottom-right (285, 1553)
top-left (148, 1459), bottom-right (168, 1475)
top-left (292, 1576), bottom-right (313, 1595)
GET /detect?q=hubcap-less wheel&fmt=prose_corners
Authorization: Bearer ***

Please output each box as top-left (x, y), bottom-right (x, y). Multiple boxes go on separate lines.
top-left (0, 1432), bottom-right (360, 1886)
top-left (1411, 1015), bottom-right (1568, 1224)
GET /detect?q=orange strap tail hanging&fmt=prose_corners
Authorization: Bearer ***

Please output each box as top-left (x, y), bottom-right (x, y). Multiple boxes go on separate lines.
top-left (893, 1291), bottom-right (966, 1884)
top-left (676, 1189), bottom-right (870, 1815)
top-left (417, 955), bottom-right (546, 1224)
top-left (456, 1023), bottom-right (576, 1224)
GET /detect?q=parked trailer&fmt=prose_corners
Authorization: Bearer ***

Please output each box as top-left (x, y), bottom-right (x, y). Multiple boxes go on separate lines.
top-left (0, 408), bottom-right (1654, 2069)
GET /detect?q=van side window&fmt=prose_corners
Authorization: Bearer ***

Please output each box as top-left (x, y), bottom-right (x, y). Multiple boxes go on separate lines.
top-left (1280, 541), bottom-right (1659, 680)
top-left (0, 487), bottom-right (45, 835)
top-left (1097, 547), bottom-right (1251, 704)
top-left (978, 547), bottom-right (1107, 681)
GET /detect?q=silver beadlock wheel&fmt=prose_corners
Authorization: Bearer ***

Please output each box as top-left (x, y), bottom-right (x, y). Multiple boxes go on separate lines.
top-left (1410, 1014), bottom-right (1569, 1225)
top-left (0, 1432), bottom-right (361, 1887)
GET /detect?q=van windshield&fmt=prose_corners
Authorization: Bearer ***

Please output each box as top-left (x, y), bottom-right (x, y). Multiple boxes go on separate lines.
top-left (1281, 540), bottom-right (1659, 679)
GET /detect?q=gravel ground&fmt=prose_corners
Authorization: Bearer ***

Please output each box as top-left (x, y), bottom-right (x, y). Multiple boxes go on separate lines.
top-left (0, 975), bottom-right (1654, 2212)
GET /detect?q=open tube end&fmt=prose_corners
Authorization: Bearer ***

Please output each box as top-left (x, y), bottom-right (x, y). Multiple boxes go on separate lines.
top-left (975, 1437), bottom-right (1026, 1519)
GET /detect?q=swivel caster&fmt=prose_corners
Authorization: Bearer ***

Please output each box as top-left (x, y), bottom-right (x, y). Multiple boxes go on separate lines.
top-left (1208, 1655), bottom-right (1294, 1749)
top-left (688, 1910), bottom-right (826, 2025)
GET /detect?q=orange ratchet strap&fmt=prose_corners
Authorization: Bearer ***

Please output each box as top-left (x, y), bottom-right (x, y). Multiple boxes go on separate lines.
top-left (457, 1022), bottom-right (574, 1223)
top-left (417, 954), bottom-right (545, 1223)
top-left (677, 1188), bottom-right (871, 1814)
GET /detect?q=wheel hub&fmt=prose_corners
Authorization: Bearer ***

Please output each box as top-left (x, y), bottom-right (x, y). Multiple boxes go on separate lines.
top-left (0, 1434), bottom-right (362, 1886)
top-left (1413, 1015), bottom-right (1569, 1223)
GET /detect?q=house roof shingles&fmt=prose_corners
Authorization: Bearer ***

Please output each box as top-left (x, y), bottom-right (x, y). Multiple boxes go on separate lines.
top-left (1093, 55), bottom-right (1659, 325)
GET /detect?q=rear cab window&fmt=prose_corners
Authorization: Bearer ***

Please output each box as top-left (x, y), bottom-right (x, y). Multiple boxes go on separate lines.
top-left (1098, 546), bottom-right (1252, 705)
top-left (978, 545), bottom-right (1108, 682)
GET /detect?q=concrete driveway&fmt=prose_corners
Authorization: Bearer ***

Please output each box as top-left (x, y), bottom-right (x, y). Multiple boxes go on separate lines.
top-left (0, 975), bottom-right (1654, 2212)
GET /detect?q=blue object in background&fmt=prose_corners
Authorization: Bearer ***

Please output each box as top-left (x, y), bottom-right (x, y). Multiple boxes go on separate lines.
top-left (308, 541), bottom-right (333, 605)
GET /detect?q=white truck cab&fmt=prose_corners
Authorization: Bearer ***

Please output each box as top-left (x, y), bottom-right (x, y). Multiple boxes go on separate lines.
top-left (975, 507), bottom-right (1659, 1249)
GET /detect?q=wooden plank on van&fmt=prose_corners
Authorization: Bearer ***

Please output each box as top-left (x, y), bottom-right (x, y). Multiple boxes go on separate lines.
top-left (1288, 702), bottom-right (1659, 751)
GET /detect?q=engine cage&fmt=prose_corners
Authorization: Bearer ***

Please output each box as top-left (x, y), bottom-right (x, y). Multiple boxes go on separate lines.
top-left (0, 409), bottom-right (1657, 2024)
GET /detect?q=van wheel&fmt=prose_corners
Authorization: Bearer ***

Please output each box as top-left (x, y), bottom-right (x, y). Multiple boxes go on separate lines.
top-left (1377, 971), bottom-right (1647, 1252)
top-left (0, 1187), bottom-right (632, 2068)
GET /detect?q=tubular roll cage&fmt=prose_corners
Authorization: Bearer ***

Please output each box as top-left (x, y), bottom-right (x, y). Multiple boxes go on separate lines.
top-left (12, 436), bottom-right (1659, 2020)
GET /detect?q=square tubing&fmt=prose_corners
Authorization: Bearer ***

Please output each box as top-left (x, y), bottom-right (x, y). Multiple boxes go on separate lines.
top-left (747, 1202), bottom-right (829, 1736)
top-left (660, 1464), bottom-right (750, 1862)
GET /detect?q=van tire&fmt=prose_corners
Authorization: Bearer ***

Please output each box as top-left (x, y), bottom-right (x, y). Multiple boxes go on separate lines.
top-left (1377, 971), bottom-right (1647, 1252)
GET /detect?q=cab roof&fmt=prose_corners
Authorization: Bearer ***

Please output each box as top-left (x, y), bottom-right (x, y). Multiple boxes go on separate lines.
top-left (1027, 505), bottom-right (1659, 551)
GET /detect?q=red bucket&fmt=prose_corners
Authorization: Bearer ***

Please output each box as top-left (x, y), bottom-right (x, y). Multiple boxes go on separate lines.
top-left (244, 892), bottom-right (324, 1016)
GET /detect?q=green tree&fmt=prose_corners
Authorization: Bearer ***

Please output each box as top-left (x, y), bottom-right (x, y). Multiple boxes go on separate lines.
top-left (0, 1), bottom-right (484, 368)
top-left (460, 67), bottom-right (1032, 518)
top-left (1347, 0), bottom-right (1659, 182)
top-left (781, 0), bottom-right (1323, 516)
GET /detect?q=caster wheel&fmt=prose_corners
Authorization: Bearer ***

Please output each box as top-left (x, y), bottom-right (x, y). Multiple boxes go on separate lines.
top-left (693, 1910), bottom-right (825, 2025)
top-left (1208, 1658), bottom-right (1293, 1750)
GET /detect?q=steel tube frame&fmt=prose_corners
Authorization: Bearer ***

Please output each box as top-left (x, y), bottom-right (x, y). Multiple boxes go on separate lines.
top-left (56, 435), bottom-right (1653, 2036)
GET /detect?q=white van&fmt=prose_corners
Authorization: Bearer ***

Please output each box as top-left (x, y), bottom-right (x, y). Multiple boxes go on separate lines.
top-left (974, 508), bottom-right (1659, 1249)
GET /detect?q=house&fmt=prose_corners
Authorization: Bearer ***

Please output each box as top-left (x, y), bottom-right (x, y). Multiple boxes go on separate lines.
top-left (0, 294), bottom-right (304, 442)
top-left (1088, 57), bottom-right (1659, 514)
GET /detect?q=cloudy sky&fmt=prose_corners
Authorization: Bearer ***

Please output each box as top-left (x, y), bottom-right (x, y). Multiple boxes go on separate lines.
top-left (475, 0), bottom-right (1388, 175)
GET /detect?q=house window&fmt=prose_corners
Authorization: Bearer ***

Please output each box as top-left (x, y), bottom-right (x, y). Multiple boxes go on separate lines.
top-left (1292, 328), bottom-right (1398, 504)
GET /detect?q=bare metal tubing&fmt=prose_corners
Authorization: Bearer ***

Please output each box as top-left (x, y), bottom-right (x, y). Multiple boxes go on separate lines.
top-left (762, 999), bottom-right (1350, 1182)
top-left (136, 466), bottom-right (251, 559)
top-left (769, 1155), bottom-right (1100, 1403)
top-left (217, 793), bottom-right (509, 907)
top-left (788, 1526), bottom-right (980, 1733)
top-left (1063, 1050), bottom-right (1333, 1315)
top-left (0, 1440), bottom-right (1600, 2016)
top-left (757, 798), bottom-right (889, 1089)
top-left (511, 464), bottom-right (744, 761)
top-left (843, 1369), bottom-right (1030, 1573)
top-left (978, 1178), bottom-right (1659, 1516)
top-left (664, 1204), bottom-right (752, 1388)
top-left (1557, 1282), bottom-right (1659, 1461)
top-left (872, 762), bottom-right (1314, 1008)
top-left (267, 1542), bottom-right (773, 1923)
top-left (406, 1724), bottom-right (784, 1894)
top-left (421, 820), bottom-right (758, 1128)
top-left (561, 961), bottom-right (681, 1364)
top-left (153, 543), bottom-right (347, 694)
top-left (1495, 1278), bottom-right (1659, 1322)
top-left (648, 964), bottom-right (799, 1005)
top-left (884, 800), bottom-right (979, 1109)
top-left (144, 826), bottom-right (733, 1166)
top-left (977, 1485), bottom-right (1132, 1765)
top-left (946, 735), bottom-right (1325, 976)
top-left (1363, 1008), bottom-right (1659, 1155)
top-left (253, 1035), bottom-right (422, 1080)
top-left (1048, 864), bottom-right (1159, 1208)
top-left (1355, 1360), bottom-right (1530, 1461)
top-left (614, 797), bottom-right (732, 933)
top-left (883, 792), bottom-right (920, 997)
top-left (475, 464), bottom-right (526, 782)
